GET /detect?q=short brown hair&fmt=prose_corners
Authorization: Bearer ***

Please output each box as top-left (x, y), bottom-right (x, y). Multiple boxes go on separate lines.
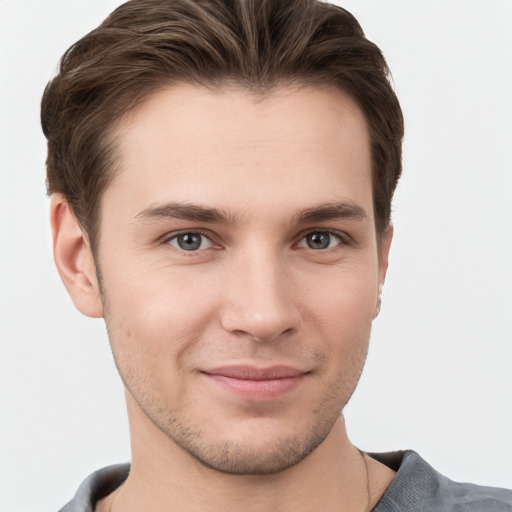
top-left (41, 0), bottom-right (404, 252)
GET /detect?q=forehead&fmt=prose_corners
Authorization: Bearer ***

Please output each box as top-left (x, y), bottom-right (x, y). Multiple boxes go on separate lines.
top-left (105, 84), bottom-right (373, 224)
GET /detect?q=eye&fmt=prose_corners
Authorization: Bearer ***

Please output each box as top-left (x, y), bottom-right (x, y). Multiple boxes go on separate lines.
top-left (298, 231), bottom-right (343, 250)
top-left (166, 232), bottom-right (213, 251)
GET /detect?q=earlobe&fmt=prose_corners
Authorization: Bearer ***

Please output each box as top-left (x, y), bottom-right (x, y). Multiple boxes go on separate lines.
top-left (50, 195), bottom-right (104, 318)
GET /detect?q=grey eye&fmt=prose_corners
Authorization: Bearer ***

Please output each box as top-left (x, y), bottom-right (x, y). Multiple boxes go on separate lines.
top-left (178, 233), bottom-right (202, 251)
top-left (168, 233), bottom-right (212, 251)
top-left (301, 232), bottom-right (341, 250)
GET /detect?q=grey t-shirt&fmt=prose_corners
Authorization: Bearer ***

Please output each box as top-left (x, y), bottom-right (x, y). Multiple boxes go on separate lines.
top-left (59, 450), bottom-right (512, 511)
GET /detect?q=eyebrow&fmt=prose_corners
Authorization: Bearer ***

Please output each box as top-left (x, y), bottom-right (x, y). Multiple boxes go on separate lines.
top-left (295, 202), bottom-right (369, 224)
top-left (134, 201), bottom-right (368, 225)
top-left (135, 202), bottom-right (235, 224)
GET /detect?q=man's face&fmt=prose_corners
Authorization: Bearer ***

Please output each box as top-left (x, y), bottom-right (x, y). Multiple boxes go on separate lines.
top-left (95, 85), bottom-right (389, 474)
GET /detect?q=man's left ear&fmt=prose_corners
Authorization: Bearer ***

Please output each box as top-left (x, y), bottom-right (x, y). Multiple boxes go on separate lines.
top-left (379, 224), bottom-right (393, 283)
top-left (50, 194), bottom-right (104, 318)
top-left (375, 224), bottom-right (393, 318)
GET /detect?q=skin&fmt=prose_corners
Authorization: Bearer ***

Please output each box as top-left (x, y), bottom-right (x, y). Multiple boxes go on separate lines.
top-left (51, 84), bottom-right (395, 511)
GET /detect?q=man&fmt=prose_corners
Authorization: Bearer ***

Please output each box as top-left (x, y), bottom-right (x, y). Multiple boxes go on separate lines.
top-left (41, 0), bottom-right (511, 510)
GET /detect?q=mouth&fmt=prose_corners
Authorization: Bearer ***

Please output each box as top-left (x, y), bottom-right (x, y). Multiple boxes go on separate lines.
top-left (201, 365), bottom-right (309, 400)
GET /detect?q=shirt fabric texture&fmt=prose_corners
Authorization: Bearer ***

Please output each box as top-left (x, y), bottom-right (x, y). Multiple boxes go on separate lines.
top-left (59, 450), bottom-right (512, 511)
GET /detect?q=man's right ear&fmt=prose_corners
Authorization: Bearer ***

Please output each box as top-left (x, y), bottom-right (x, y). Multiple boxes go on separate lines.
top-left (50, 195), bottom-right (104, 318)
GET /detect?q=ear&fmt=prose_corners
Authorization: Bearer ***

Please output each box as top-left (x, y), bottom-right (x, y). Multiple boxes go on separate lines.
top-left (50, 194), bottom-right (104, 318)
top-left (378, 224), bottom-right (393, 286)
top-left (374, 224), bottom-right (393, 318)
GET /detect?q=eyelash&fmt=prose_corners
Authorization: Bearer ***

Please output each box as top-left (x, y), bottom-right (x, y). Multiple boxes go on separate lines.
top-left (162, 229), bottom-right (217, 252)
top-left (161, 229), bottom-right (349, 253)
top-left (296, 231), bottom-right (345, 250)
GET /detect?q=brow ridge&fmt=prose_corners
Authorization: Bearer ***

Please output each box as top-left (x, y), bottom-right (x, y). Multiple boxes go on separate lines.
top-left (295, 202), bottom-right (369, 224)
top-left (134, 200), bottom-right (368, 226)
top-left (135, 202), bottom-right (234, 224)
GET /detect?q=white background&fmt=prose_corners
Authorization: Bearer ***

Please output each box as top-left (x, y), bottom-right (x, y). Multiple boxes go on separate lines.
top-left (1, 1), bottom-right (511, 510)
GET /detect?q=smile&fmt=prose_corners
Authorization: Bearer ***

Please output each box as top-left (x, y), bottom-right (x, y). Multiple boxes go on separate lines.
top-left (201, 366), bottom-right (308, 400)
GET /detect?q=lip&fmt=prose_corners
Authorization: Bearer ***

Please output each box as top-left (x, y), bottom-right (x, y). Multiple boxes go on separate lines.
top-left (201, 365), bottom-right (308, 400)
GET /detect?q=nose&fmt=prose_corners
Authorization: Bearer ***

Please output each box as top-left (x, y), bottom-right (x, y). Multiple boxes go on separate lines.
top-left (220, 248), bottom-right (301, 342)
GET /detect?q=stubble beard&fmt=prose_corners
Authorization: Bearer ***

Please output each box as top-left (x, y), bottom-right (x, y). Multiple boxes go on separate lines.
top-left (102, 286), bottom-right (371, 477)
top-left (144, 398), bottom-right (339, 475)
top-left (123, 361), bottom-right (364, 476)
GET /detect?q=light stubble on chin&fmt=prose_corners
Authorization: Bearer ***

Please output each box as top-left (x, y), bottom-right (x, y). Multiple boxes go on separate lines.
top-left (127, 364), bottom-right (361, 476)
top-left (154, 407), bottom-right (336, 475)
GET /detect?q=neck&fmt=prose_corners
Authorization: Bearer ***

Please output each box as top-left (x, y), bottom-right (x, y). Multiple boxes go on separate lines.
top-left (100, 400), bottom-right (373, 512)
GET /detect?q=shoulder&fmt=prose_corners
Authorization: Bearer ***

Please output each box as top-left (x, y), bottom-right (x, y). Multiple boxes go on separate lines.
top-left (370, 450), bottom-right (512, 512)
top-left (59, 464), bottom-right (130, 512)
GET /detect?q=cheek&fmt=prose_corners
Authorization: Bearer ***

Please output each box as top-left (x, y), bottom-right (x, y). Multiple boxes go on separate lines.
top-left (301, 265), bottom-right (377, 382)
top-left (101, 261), bottom-right (222, 370)
top-left (304, 265), bottom-right (379, 331)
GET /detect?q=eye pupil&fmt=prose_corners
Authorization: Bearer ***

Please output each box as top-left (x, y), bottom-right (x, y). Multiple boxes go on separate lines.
top-left (307, 232), bottom-right (330, 250)
top-left (178, 233), bottom-right (202, 251)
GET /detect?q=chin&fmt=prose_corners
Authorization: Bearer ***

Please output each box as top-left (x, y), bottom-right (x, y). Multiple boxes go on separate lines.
top-left (156, 409), bottom-right (341, 476)
top-left (180, 431), bottom-right (329, 475)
